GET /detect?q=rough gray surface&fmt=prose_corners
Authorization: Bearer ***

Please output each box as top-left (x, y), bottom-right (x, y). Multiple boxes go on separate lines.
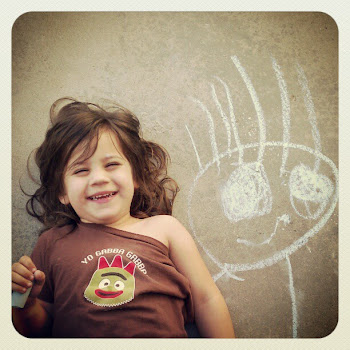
top-left (12, 12), bottom-right (338, 338)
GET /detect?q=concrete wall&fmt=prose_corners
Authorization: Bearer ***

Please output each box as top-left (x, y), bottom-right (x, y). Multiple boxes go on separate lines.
top-left (12, 12), bottom-right (338, 338)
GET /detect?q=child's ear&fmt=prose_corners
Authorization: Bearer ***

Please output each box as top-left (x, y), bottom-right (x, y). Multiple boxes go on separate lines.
top-left (59, 194), bottom-right (70, 205)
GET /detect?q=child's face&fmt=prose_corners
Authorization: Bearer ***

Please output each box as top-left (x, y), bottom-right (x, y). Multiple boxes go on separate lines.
top-left (59, 130), bottom-right (137, 226)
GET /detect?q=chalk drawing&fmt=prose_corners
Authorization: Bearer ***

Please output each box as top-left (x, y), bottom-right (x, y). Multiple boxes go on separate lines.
top-left (237, 214), bottom-right (291, 246)
top-left (185, 56), bottom-right (338, 338)
top-left (220, 162), bottom-right (272, 223)
top-left (271, 57), bottom-right (290, 177)
top-left (214, 76), bottom-right (244, 164)
top-left (296, 63), bottom-right (322, 173)
top-left (231, 56), bottom-right (266, 171)
top-left (289, 163), bottom-right (334, 220)
top-left (190, 97), bottom-right (221, 173)
top-left (286, 256), bottom-right (298, 338)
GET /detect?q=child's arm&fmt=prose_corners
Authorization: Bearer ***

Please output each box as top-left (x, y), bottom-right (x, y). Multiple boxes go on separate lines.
top-left (12, 256), bottom-right (53, 337)
top-left (165, 216), bottom-right (235, 338)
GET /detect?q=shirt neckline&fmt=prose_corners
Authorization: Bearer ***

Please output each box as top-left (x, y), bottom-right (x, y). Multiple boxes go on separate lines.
top-left (78, 222), bottom-right (169, 254)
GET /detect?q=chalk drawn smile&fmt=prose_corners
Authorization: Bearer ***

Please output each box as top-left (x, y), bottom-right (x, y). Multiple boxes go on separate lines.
top-left (185, 55), bottom-right (338, 338)
top-left (237, 213), bottom-right (291, 246)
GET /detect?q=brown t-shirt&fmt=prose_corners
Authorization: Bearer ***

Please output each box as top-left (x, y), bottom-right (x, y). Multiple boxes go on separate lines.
top-left (31, 222), bottom-right (194, 338)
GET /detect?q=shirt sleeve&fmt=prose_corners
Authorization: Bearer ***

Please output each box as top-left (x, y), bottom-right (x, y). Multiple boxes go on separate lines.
top-left (30, 230), bottom-right (55, 303)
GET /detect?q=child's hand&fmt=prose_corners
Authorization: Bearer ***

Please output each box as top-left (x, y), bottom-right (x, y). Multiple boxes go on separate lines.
top-left (12, 256), bottom-right (45, 303)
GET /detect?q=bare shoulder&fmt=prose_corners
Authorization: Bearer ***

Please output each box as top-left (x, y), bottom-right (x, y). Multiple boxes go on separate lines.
top-left (145, 214), bottom-right (181, 228)
top-left (139, 215), bottom-right (192, 247)
top-left (145, 216), bottom-right (198, 257)
top-left (146, 216), bottom-right (222, 308)
top-left (127, 215), bottom-right (182, 248)
top-left (146, 215), bottom-right (189, 237)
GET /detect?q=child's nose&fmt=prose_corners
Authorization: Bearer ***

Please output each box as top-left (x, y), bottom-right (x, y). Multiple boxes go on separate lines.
top-left (89, 168), bottom-right (110, 186)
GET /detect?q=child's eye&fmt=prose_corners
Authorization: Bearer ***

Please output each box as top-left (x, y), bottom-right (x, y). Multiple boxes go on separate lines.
top-left (106, 162), bottom-right (120, 168)
top-left (73, 169), bottom-right (88, 174)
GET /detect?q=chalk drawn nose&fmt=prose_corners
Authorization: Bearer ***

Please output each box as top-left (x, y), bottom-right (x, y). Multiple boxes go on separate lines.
top-left (220, 162), bottom-right (272, 222)
top-left (289, 163), bottom-right (334, 219)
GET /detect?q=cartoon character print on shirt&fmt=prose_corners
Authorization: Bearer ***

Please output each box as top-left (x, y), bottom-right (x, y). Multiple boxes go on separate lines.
top-left (84, 255), bottom-right (136, 307)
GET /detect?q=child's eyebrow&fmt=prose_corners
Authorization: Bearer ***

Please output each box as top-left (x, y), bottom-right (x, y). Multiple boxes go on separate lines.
top-left (67, 159), bottom-right (88, 171)
top-left (104, 154), bottom-right (124, 161)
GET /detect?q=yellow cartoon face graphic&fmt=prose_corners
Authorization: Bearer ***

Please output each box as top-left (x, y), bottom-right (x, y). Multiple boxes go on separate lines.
top-left (84, 255), bottom-right (136, 307)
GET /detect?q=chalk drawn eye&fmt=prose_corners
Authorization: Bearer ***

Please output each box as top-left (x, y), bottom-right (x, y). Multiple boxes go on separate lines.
top-left (99, 279), bottom-right (110, 289)
top-left (289, 163), bottom-right (334, 219)
top-left (114, 281), bottom-right (125, 291)
top-left (221, 162), bottom-right (272, 222)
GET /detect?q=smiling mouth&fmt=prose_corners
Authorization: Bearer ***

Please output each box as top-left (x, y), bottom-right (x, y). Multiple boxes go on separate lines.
top-left (88, 192), bottom-right (117, 201)
top-left (95, 289), bottom-right (123, 298)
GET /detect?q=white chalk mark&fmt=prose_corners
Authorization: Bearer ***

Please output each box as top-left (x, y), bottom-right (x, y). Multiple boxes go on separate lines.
top-left (185, 125), bottom-right (203, 172)
top-left (271, 57), bottom-right (291, 177)
top-left (288, 163), bottom-right (333, 202)
top-left (289, 163), bottom-right (334, 220)
top-left (214, 76), bottom-right (244, 165)
top-left (237, 214), bottom-right (291, 246)
top-left (292, 197), bottom-right (328, 221)
top-left (220, 162), bottom-right (272, 223)
top-left (212, 270), bottom-right (226, 282)
top-left (296, 63), bottom-right (322, 172)
top-left (286, 256), bottom-right (298, 338)
top-left (187, 141), bottom-right (338, 274)
top-left (231, 56), bottom-right (266, 170)
top-left (304, 200), bottom-right (313, 218)
top-left (309, 201), bottom-right (328, 220)
top-left (224, 271), bottom-right (245, 281)
top-left (211, 83), bottom-right (232, 155)
top-left (213, 266), bottom-right (245, 282)
top-left (191, 97), bottom-right (220, 173)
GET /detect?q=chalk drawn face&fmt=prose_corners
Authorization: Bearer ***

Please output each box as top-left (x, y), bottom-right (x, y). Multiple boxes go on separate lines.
top-left (84, 255), bottom-right (136, 307)
top-left (186, 56), bottom-right (338, 280)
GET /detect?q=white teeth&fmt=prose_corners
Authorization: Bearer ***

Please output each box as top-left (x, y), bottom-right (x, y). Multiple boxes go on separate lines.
top-left (89, 192), bottom-right (116, 200)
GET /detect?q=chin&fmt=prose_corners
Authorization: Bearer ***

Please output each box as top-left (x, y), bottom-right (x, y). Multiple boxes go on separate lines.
top-left (94, 218), bottom-right (119, 225)
top-left (80, 216), bottom-right (117, 225)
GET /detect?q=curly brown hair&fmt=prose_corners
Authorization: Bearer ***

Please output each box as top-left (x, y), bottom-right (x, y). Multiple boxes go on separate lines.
top-left (25, 97), bottom-right (179, 232)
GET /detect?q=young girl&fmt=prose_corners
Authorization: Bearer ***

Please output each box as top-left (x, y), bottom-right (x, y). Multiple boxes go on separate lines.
top-left (12, 98), bottom-right (235, 338)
